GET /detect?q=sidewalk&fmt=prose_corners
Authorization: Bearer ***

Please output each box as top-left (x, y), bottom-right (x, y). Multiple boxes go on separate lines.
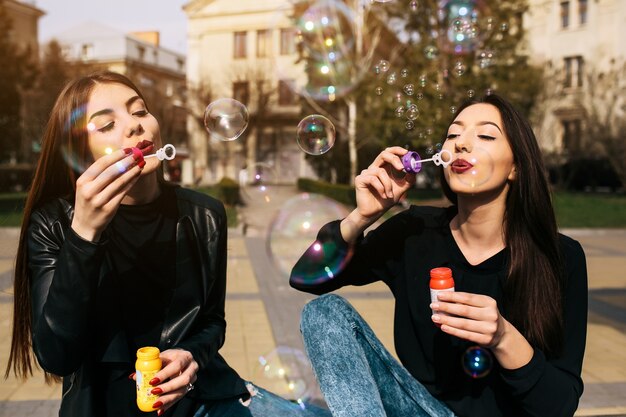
top-left (1, 185), bottom-right (625, 416)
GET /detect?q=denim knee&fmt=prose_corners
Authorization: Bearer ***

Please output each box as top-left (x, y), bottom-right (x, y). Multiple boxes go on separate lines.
top-left (301, 294), bottom-right (352, 332)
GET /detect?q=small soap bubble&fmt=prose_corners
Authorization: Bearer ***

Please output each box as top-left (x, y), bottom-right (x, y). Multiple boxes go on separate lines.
top-left (450, 106), bottom-right (457, 114)
top-left (400, 68), bottom-right (409, 77)
top-left (204, 98), bottom-right (249, 141)
top-left (409, 0), bottom-right (418, 13)
top-left (378, 59), bottom-right (390, 73)
top-left (500, 22), bottom-right (509, 32)
top-left (424, 45), bottom-right (439, 60)
top-left (419, 75), bottom-right (427, 88)
top-left (375, 86), bottom-right (384, 96)
top-left (405, 120), bottom-right (415, 130)
top-left (416, 91), bottom-right (424, 100)
top-left (467, 89), bottom-right (476, 98)
top-left (296, 115), bottom-right (336, 155)
top-left (477, 49), bottom-right (494, 69)
top-left (403, 84), bottom-right (415, 96)
top-left (395, 106), bottom-right (405, 118)
top-left (406, 105), bottom-right (419, 120)
top-left (453, 61), bottom-right (466, 77)
top-left (461, 346), bottom-right (493, 378)
top-left (386, 72), bottom-right (397, 85)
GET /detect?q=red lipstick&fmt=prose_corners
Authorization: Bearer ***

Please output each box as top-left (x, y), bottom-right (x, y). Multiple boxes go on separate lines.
top-left (450, 158), bottom-right (474, 174)
top-left (135, 140), bottom-right (154, 156)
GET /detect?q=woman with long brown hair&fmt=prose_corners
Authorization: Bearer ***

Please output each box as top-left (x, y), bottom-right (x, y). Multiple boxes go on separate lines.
top-left (5, 71), bottom-right (331, 417)
top-left (291, 93), bottom-right (587, 416)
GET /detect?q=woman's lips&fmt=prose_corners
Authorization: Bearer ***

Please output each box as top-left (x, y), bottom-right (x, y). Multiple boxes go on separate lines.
top-left (135, 140), bottom-right (154, 156)
top-left (450, 158), bottom-right (474, 174)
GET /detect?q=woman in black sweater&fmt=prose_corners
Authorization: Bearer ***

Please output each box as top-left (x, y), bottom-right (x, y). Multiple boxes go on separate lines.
top-left (291, 94), bottom-right (587, 416)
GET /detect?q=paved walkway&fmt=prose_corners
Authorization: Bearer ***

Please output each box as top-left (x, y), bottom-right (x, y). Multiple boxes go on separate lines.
top-left (0, 184), bottom-right (625, 416)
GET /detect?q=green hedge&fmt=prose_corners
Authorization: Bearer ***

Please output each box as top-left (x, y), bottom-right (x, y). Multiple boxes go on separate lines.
top-left (297, 178), bottom-right (356, 206)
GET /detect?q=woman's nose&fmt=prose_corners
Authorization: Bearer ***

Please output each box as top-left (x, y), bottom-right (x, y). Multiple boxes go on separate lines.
top-left (455, 132), bottom-right (472, 153)
top-left (125, 119), bottom-right (144, 138)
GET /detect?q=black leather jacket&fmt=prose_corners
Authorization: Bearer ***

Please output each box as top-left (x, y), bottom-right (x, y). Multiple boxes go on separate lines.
top-left (27, 186), bottom-right (247, 416)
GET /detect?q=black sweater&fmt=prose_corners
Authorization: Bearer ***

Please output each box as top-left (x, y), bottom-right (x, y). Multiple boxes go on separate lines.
top-left (290, 205), bottom-right (587, 417)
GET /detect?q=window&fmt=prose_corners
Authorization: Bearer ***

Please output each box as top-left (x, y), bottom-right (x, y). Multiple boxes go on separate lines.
top-left (234, 31), bottom-right (247, 59)
top-left (564, 56), bottom-right (584, 88)
top-left (562, 119), bottom-right (582, 152)
top-left (560, 1), bottom-right (570, 28)
top-left (80, 43), bottom-right (94, 60)
top-left (257, 30), bottom-right (272, 58)
top-left (280, 28), bottom-right (296, 55)
top-left (578, 0), bottom-right (588, 25)
top-left (278, 80), bottom-right (296, 106)
top-left (137, 45), bottom-right (146, 61)
top-left (233, 81), bottom-right (250, 105)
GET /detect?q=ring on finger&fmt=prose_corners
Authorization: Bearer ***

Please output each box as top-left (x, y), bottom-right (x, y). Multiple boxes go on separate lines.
top-left (186, 383), bottom-right (194, 393)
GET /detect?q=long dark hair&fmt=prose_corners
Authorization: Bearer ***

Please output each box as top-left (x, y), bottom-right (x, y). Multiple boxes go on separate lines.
top-left (441, 93), bottom-right (565, 357)
top-left (6, 71), bottom-right (158, 382)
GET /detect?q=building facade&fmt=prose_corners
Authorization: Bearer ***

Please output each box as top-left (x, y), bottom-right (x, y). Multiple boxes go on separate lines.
top-left (525, 0), bottom-right (625, 167)
top-left (184, 0), bottom-right (316, 185)
top-left (49, 22), bottom-right (190, 182)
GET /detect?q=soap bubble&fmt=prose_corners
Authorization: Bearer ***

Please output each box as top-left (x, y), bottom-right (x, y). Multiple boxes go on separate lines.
top-left (424, 45), bottom-right (439, 60)
top-left (295, 0), bottom-right (370, 101)
top-left (375, 86), bottom-right (384, 96)
top-left (378, 59), bottom-right (390, 73)
top-left (449, 147), bottom-right (495, 189)
top-left (296, 115), bottom-right (336, 155)
top-left (254, 346), bottom-right (317, 404)
top-left (440, 0), bottom-right (491, 54)
top-left (267, 193), bottom-right (351, 284)
top-left (461, 346), bottom-right (493, 378)
top-left (203, 98), bottom-right (249, 141)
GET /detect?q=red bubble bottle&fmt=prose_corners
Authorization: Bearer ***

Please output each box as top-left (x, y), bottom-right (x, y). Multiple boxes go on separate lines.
top-left (430, 267), bottom-right (455, 326)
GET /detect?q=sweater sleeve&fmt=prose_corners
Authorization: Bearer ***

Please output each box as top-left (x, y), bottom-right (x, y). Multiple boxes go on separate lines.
top-left (29, 209), bottom-right (108, 376)
top-left (290, 209), bottom-right (422, 295)
top-left (499, 237), bottom-right (587, 416)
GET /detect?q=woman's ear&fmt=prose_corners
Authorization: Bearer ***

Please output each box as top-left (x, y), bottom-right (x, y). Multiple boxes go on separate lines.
top-left (508, 165), bottom-right (517, 181)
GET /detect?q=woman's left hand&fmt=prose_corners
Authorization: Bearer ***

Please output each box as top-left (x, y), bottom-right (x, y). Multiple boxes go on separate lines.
top-left (430, 291), bottom-right (508, 348)
top-left (148, 349), bottom-right (199, 416)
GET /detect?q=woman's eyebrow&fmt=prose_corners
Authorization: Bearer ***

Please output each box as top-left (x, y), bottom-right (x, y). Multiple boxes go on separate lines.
top-left (451, 120), bottom-right (503, 134)
top-left (88, 96), bottom-right (142, 121)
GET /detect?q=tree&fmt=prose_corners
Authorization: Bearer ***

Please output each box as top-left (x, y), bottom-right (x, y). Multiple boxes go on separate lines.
top-left (0, 0), bottom-right (38, 163)
top-left (294, 0), bottom-right (543, 185)
top-left (22, 40), bottom-right (75, 161)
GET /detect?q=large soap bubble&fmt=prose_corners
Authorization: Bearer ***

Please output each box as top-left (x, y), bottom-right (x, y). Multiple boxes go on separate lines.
top-left (267, 193), bottom-right (351, 284)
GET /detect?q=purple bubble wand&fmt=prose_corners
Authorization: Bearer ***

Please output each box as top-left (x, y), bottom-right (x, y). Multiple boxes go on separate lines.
top-left (401, 149), bottom-right (453, 173)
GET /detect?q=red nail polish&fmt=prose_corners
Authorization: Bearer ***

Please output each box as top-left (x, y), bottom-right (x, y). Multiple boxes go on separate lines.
top-left (149, 377), bottom-right (160, 386)
top-left (138, 160), bottom-right (146, 168)
top-left (151, 387), bottom-right (163, 395)
top-left (157, 411), bottom-right (163, 417)
top-left (152, 401), bottom-right (163, 409)
top-left (124, 148), bottom-right (133, 155)
top-left (131, 147), bottom-right (144, 162)
top-left (128, 372), bottom-right (135, 380)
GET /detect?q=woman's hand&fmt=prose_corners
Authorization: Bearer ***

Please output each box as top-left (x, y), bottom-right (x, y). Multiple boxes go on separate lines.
top-left (71, 149), bottom-right (144, 241)
top-left (148, 349), bottom-right (199, 416)
top-left (430, 291), bottom-right (534, 369)
top-left (341, 147), bottom-right (415, 243)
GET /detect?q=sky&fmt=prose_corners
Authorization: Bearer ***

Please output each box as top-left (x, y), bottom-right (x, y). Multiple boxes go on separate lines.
top-left (33, 0), bottom-right (189, 53)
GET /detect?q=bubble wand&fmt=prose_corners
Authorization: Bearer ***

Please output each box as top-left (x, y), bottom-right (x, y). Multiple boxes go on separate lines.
top-left (143, 144), bottom-right (177, 161)
top-left (401, 149), bottom-right (453, 174)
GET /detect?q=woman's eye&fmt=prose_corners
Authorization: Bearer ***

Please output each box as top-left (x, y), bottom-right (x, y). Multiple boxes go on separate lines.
top-left (446, 133), bottom-right (459, 140)
top-left (478, 135), bottom-right (496, 140)
top-left (98, 122), bottom-right (114, 132)
top-left (133, 110), bottom-right (148, 117)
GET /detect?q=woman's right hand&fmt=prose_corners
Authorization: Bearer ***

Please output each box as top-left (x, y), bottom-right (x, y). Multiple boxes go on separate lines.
top-left (71, 149), bottom-right (144, 241)
top-left (341, 147), bottom-right (415, 243)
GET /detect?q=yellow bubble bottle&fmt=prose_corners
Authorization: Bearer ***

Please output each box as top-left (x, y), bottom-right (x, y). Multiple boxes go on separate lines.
top-left (135, 347), bottom-right (162, 412)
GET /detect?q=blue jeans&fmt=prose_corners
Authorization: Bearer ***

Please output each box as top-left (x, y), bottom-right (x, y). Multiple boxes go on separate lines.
top-left (300, 294), bottom-right (455, 417)
top-left (193, 383), bottom-right (332, 417)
